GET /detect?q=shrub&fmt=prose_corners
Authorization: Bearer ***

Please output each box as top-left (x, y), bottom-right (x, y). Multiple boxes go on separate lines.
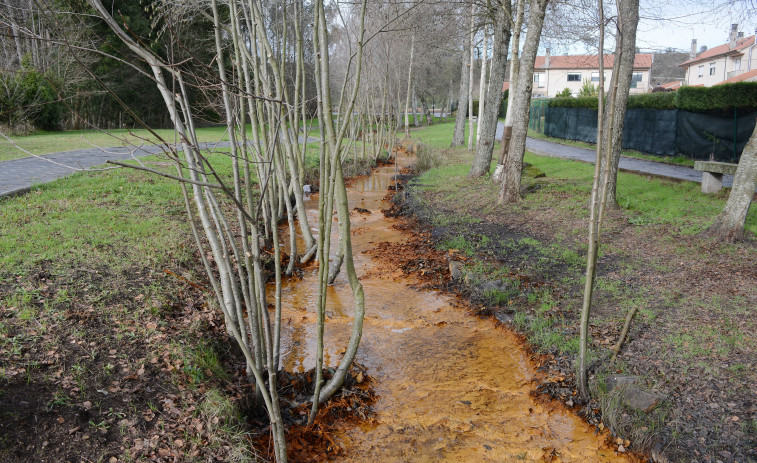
top-left (676, 83), bottom-right (757, 114)
top-left (627, 91), bottom-right (677, 110)
top-left (578, 79), bottom-right (598, 97)
top-left (548, 96), bottom-right (598, 109)
top-left (557, 88), bottom-right (573, 98)
top-left (0, 65), bottom-right (63, 132)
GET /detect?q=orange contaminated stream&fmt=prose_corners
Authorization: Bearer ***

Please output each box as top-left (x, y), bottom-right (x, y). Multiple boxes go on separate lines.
top-left (274, 157), bottom-right (633, 462)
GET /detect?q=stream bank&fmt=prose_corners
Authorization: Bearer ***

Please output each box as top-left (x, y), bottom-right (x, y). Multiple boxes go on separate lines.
top-left (274, 150), bottom-right (635, 462)
top-left (386, 139), bottom-right (756, 463)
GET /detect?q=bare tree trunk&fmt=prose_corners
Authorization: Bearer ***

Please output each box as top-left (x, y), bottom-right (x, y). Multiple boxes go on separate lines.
top-left (404, 33), bottom-right (415, 138)
top-left (5, 1), bottom-right (24, 65)
top-left (705, 129), bottom-right (757, 241)
top-left (467, 4), bottom-right (476, 150)
top-left (451, 38), bottom-right (471, 146)
top-left (475, 24), bottom-right (488, 148)
top-left (603, 0), bottom-right (640, 208)
top-left (467, 2), bottom-right (512, 177)
top-left (495, 0), bottom-right (548, 195)
top-left (418, 91), bottom-right (432, 125)
top-left (492, 0), bottom-right (525, 183)
top-left (578, 0), bottom-right (612, 401)
top-left (412, 85), bottom-right (419, 127)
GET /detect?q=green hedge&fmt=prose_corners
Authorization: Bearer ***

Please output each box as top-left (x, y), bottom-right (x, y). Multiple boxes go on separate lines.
top-left (626, 92), bottom-right (677, 110)
top-left (676, 83), bottom-right (757, 114)
top-left (547, 96), bottom-right (598, 109)
top-left (542, 83), bottom-right (757, 114)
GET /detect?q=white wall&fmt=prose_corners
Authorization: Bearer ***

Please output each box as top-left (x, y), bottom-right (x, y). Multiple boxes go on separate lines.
top-left (685, 46), bottom-right (757, 86)
top-left (532, 68), bottom-right (650, 97)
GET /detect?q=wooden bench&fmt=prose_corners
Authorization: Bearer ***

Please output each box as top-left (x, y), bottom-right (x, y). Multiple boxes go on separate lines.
top-left (694, 161), bottom-right (738, 193)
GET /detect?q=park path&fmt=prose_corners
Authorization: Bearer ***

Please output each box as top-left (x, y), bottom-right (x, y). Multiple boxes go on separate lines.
top-left (0, 138), bottom-right (314, 197)
top-left (492, 122), bottom-right (731, 187)
top-left (0, 129), bottom-right (729, 197)
top-left (0, 143), bottom-right (172, 197)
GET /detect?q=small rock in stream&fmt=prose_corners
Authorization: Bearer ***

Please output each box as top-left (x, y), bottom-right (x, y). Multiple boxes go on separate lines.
top-left (448, 260), bottom-right (463, 280)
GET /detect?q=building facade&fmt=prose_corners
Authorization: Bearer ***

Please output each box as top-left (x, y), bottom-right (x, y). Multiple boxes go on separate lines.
top-left (528, 52), bottom-right (653, 98)
top-left (680, 25), bottom-right (757, 87)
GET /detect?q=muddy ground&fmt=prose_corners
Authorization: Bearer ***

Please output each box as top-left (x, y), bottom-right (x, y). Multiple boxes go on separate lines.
top-left (379, 162), bottom-right (756, 463)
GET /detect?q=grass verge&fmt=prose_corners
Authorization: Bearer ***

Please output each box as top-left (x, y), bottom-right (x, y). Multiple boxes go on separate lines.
top-left (0, 142), bottom-right (386, 461)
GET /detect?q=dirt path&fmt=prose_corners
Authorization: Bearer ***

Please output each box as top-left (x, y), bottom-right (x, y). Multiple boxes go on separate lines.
top-left (275, 158), bottom-right (634, 461)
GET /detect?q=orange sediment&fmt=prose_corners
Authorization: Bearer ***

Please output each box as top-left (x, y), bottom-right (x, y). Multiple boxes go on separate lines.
top-left (273, 156), bottom-right (634, 462)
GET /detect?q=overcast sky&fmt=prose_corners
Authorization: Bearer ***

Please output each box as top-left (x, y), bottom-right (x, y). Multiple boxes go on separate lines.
top-left (636, 1), bottom-right (757, 52)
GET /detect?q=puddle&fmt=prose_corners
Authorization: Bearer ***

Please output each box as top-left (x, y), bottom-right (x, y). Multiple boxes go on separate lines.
top-left (273, 157), bottom-right (632, 462)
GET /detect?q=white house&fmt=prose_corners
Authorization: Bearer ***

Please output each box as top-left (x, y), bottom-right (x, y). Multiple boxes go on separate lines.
top-left (680, 24), bottom-right (757, 87)
top-left (526, 51), bottom-right (653, 97)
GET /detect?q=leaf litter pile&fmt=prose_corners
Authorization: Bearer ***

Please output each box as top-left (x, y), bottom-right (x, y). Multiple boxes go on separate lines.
top-left (254, 365), bottom-right (375, 462)
top-left (0, 248), bottom-right (376, 462)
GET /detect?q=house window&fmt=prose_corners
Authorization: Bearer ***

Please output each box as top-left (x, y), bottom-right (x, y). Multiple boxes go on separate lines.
top-left (629, 72), bottom-right (643, 88)
top-left (709, 62), bottom-right (716, 75)
top-left (698, 65), bottom-right (704, 77)
top-left (534, 73), bottom-right (545, 88)
top-left (735, 58), bottom-right (742, 70)
top-left (567, 73), bottom-right (581, 82)
top-left (591, 72), bottom-right (604, 82)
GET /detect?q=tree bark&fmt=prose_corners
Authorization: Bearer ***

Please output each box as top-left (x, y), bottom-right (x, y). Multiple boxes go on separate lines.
top-left (452, 39), bottom-right (471, 146)
top-left (603, 0), bottom-right (640, 208)
top-left (404, 33), bottom-right (415, 138)
top-left (467, 4), bottom-right (476, 150)
top-left (497, 0), bottom-right (549, 198)
top-left (476, 25), bottom-right (488, 148)
top-left (578, 0), bottom-right (612, 401)
top-left (705, 125), bottom-right (757, 241)
top-left (412, 85), bottom-right (419, 127)
top-left (492, 0), bottom-right (525, 183)
top-left (467, 2), bottom-right (512, 177)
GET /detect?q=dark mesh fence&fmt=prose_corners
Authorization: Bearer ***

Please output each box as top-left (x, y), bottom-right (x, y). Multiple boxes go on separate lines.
top-left (528, 99), bottom-right (547, 133)
top-left (545, 107), bottom-right (598, 143)
top-left (530, 101), bottom-right (756, 162)
top-left (621, 109), bottom-right (677, 156)
top-left (675, 110), bottom-right (757, 162)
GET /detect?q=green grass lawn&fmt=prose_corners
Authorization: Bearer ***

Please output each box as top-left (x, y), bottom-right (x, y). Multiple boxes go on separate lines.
top-left (412, 123), bottom-right (757, 237)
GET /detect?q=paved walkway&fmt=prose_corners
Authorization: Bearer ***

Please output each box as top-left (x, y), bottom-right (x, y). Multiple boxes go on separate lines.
top-left (0, 129), bottom-right (732, 198)
top-left (0, 138), bottom-right (316, 197)
top-left (493, 122), bottom-right (728, 187)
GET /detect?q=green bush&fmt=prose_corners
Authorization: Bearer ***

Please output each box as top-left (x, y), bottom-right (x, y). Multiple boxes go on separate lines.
top-left (556, 88), bottom-right (573, 98)
top-left (0, 65), bottom-right (63, 131)
top-left (548, 96), bottom-right (598, 109)
top-left (627, 91), bottom-right (677, 110)
top-left (578, 79), bottom-right (598, 97)
top-left (676, 83), bottom-right (757, 114)
top-left (543, 82), bottom-right (757, 114)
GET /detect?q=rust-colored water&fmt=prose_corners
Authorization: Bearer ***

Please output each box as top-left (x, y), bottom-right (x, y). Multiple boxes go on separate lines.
top-left (275, 158), bottom-right (632, 462)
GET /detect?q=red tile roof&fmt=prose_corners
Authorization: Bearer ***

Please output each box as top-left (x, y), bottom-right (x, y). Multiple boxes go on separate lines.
top-left (534, 53), bottom-right (653, 70)
top-left (717, 68), bottom-right (757, 84)
top-left (660, 80), bottom-right (683, 90)
top-left (679, 36), bottom-right (755, 67)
